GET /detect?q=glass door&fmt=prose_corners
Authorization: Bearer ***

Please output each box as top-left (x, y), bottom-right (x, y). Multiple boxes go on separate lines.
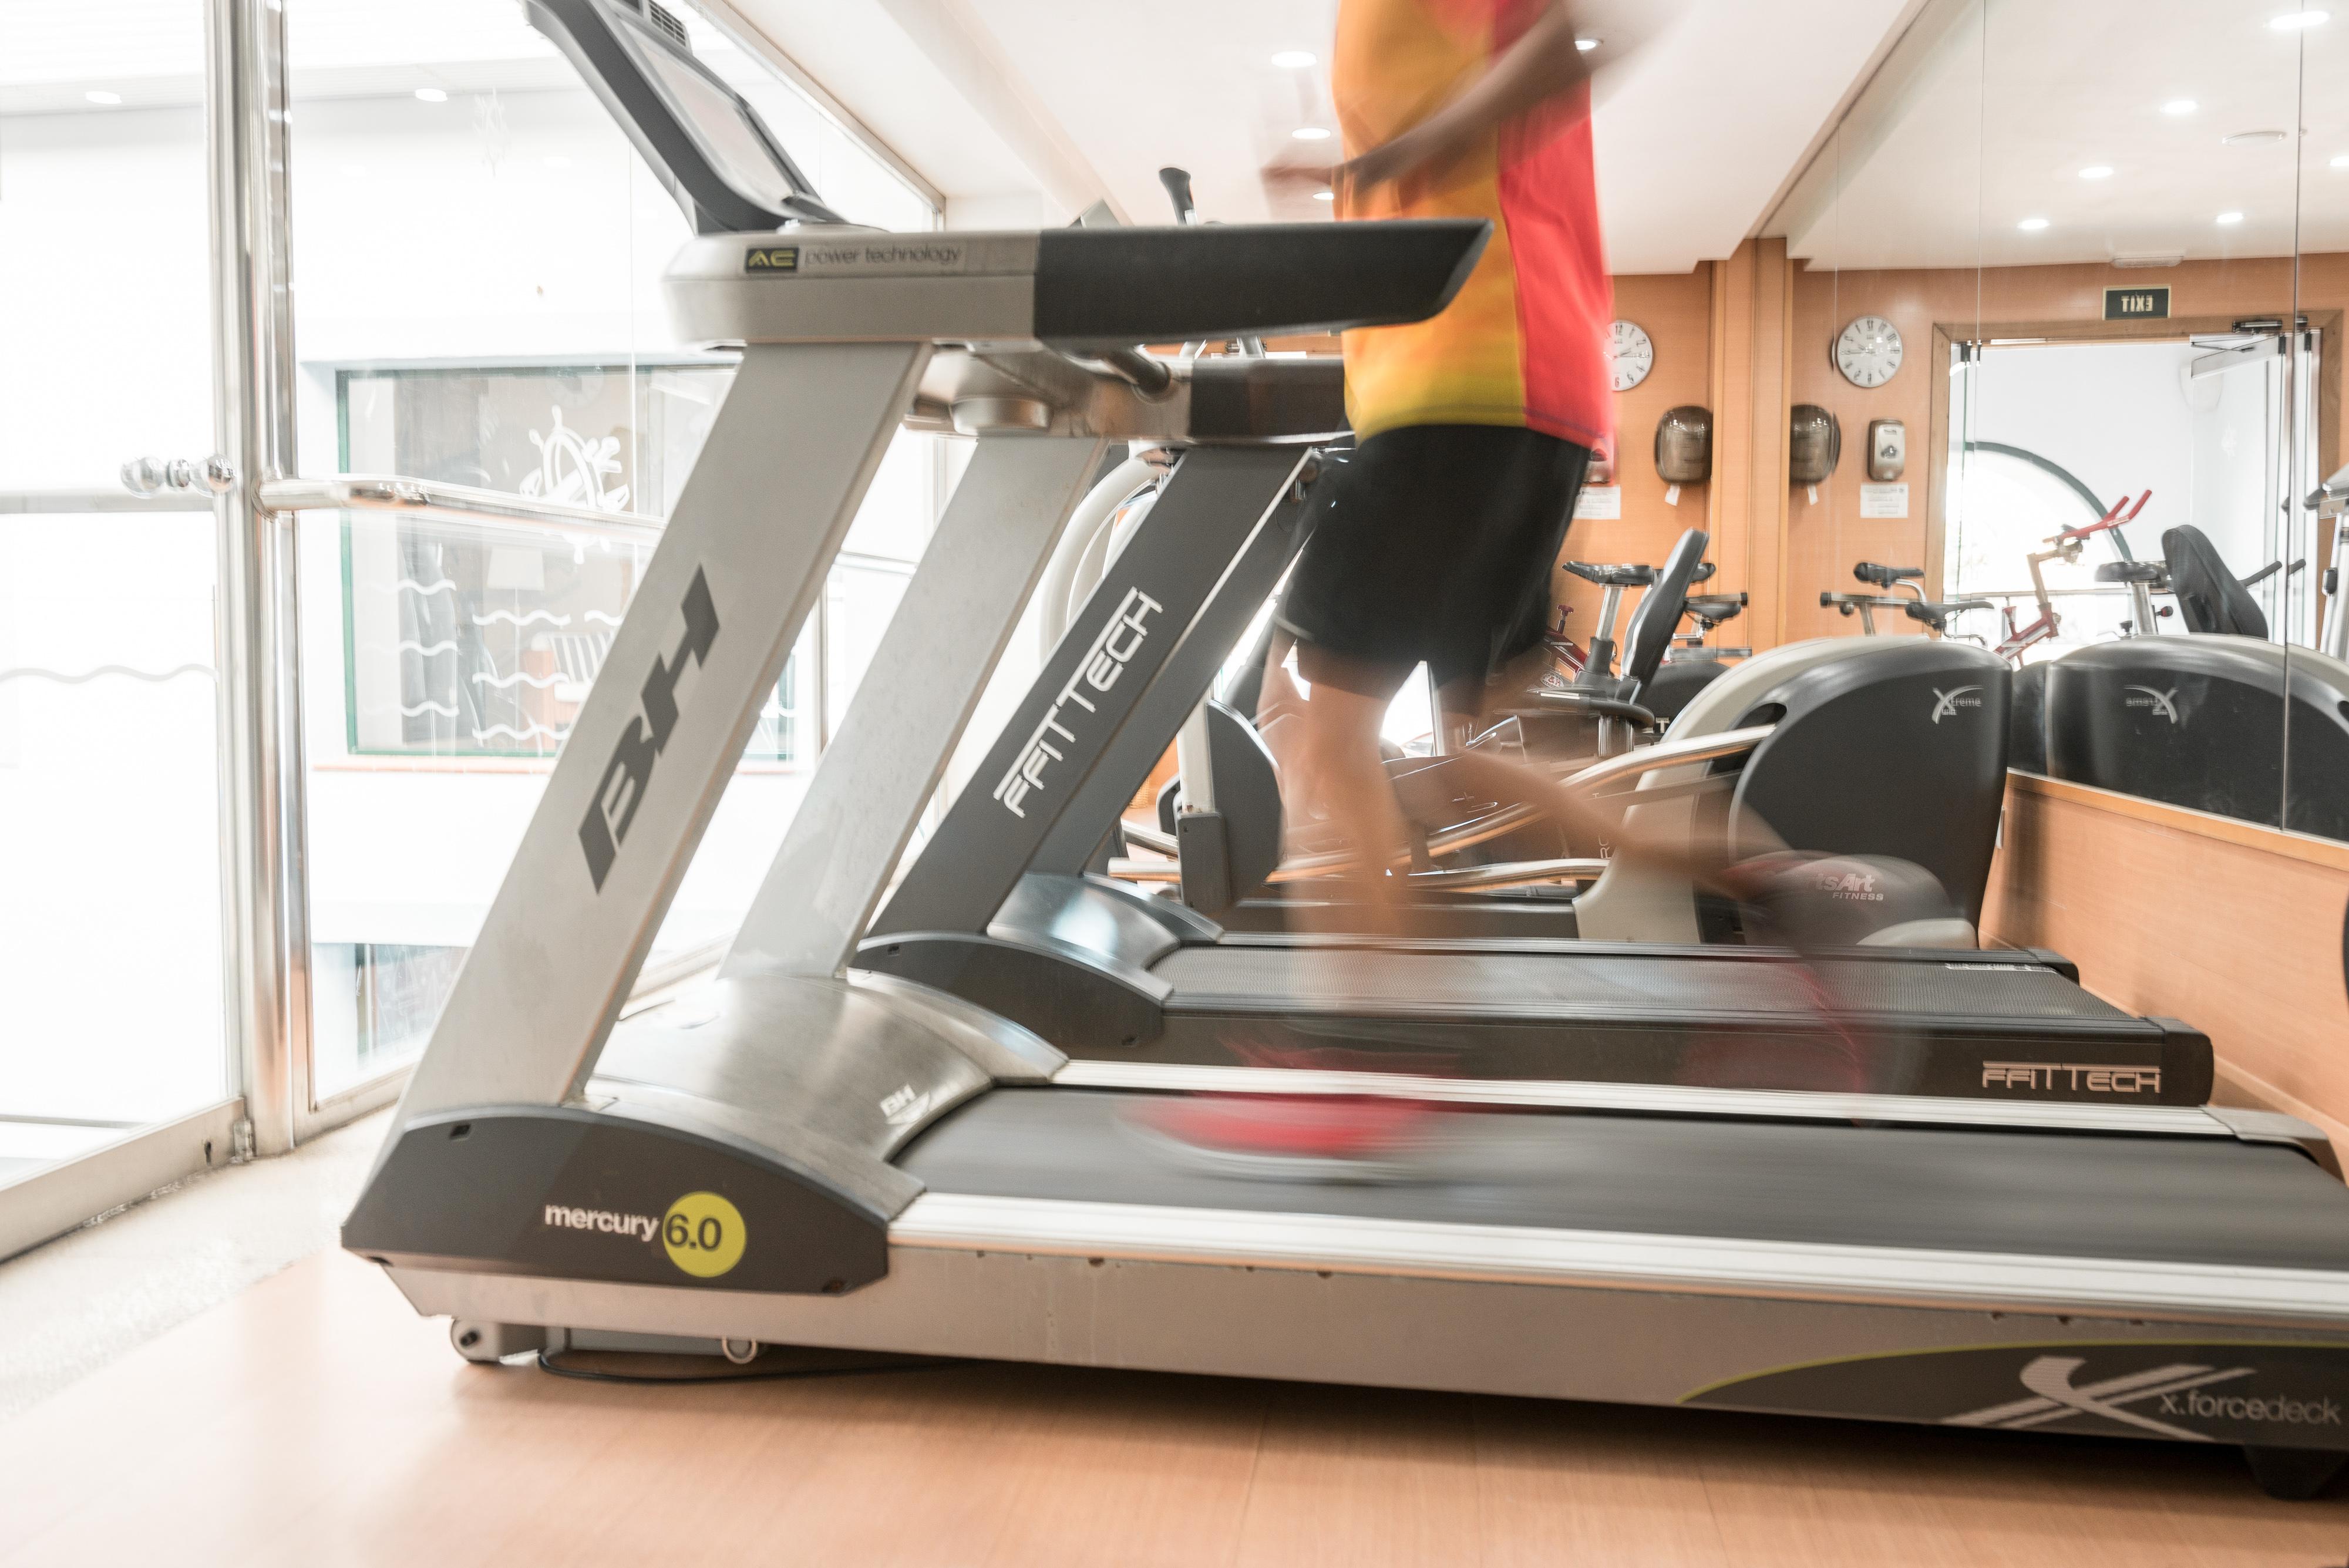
top-left (0, 0), bottom-right (241, 1255)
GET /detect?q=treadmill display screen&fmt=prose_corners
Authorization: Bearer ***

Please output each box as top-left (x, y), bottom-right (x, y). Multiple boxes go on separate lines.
top-left (629, 32), bottom-right (803, 211)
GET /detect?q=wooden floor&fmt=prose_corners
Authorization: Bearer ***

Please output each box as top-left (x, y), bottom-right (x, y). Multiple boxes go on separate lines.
top-left (4, 1250), bottom-right (2347, 1566)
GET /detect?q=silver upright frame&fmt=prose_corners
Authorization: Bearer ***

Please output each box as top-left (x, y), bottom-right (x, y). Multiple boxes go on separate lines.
top-left (391, 342), bottom-right (931, 1127)
top-left (207, 0), bottom-right (310, 1155)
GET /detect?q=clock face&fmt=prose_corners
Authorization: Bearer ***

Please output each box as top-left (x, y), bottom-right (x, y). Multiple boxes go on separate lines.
top-left (1609, 320), bottom-right (1654, 392)
top-left (1835, 315), bottom-right (1903, 388)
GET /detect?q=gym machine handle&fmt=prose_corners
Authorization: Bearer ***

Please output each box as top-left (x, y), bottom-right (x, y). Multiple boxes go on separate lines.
top-left (1529, 689), bottom-right (1658, 729)
top-left (1566, 560), bottom-right (1717, 588)
top-left (1051, 342), bottom-right (1176, 399)
top-left (1565, 560), bottom-right (1653, 587)
top-left (1159, 167), bottom-right (1200, 225)
top-left (1904, 598), bottom-right (1994, 630)
top-left (2239, 557), bottom-right (2307, 589)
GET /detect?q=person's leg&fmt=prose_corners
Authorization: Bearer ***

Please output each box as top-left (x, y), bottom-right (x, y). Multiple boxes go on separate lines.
top-left (1434, 664), bottom-right (1755, 891)
top-left (1291, 645), bottom-right (1417, 931)
top-left (1420, 430), bottom-right (1759, 894)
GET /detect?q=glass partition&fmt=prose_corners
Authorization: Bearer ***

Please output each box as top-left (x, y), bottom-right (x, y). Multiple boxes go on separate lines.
top-left (1776, 0), bottom-right (1985, 649)
top-left (2287, 14), bottom-right (2349, 841)
top-left (0, 4), bottom-right (231, 1193)
top-left (1772, 0), bottom-right (2329, 840)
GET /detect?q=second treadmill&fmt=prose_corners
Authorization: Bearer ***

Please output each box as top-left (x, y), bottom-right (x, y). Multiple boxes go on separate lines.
top-left (854, 419), bottom-right (2210, 1108)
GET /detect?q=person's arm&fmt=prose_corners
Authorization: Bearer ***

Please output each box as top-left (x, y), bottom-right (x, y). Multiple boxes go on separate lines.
top-left (1338, 1), bottom-right (1590, 197)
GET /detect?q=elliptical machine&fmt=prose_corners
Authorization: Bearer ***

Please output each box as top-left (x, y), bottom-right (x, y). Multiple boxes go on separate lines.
top-left (2029, 523), bottom-right (2349, 838)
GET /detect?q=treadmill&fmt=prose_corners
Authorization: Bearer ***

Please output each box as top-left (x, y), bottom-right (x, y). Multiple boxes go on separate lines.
top-left (351, 1), bottom-right (2349, 1500)
top-left (850, 376), bottom-right (2207, 1109)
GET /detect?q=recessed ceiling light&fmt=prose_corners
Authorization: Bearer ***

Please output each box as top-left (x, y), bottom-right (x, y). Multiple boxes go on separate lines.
top-left (414, 86), bottom-right (448, 103)
top-left (2270, 9), bottom-right (2329, 29)
top-left (2017, 217), bottom-right (2050, 231)
top-left (1313, 190), bottom-right (1335, 201)
top-left (1575, 36), bottom-right (1600, 51)
top-left (338, 163), bottom-right (366, 178)
top-left (2079, 165), bottom-right (2114, 179)
top-left (1292, 126), bottom-right (1331, 142)
top-left (2224, 129), bottom-right (2288, 144)
top-left (2162, 98), bottom-right (2199, 115)
top-left (544, 154), bottom-right (572, 169)
top-left (2217, 210), bottom-right (2247, 224)
top-left (85, 89), bottom-right (122, 105)
top-left (2333, 152), bottom-right (2349, 167)
top-left (1271, 50), bottom-right (1315, 68)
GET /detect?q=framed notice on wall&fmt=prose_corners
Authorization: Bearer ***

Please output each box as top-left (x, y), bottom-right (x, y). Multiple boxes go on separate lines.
top-left (1859, 483), bottom-right (1909, 519)
top-left (1573, 486), bottom-right (1621, 520)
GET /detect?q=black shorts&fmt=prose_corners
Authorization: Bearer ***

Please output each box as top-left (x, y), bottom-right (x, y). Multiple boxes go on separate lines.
top-left (1277, 423), bottom-right (1589, 695)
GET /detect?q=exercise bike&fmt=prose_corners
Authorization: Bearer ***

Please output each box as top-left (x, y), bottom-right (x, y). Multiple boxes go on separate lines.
top-left (1820, 561), bottom-right (1995, 641)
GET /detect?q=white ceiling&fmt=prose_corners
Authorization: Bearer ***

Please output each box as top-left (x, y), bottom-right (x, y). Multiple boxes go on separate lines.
top-left (1769, 0), bottom-right (2349, 270)
top-left (739, 0), bottom-right (1925, 271)
top-left (2, 0), bottom-right (1933, 272)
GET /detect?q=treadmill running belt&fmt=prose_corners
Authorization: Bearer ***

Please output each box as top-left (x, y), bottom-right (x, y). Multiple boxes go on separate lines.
top-left (901, 1088), bottom-right (2349, 1272)
top-left (1156, 947), bottom-right (2130, 1024)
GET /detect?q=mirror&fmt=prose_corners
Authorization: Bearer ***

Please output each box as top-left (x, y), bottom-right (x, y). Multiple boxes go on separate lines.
top-left (1765, 0), bottom-right (2342, 841)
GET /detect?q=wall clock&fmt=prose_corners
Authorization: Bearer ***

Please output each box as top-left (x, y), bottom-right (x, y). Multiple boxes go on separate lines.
top-left (1610, 320), bottom-right (1654, 392)
top-left (1835, 315), bottom-right (1902, 388)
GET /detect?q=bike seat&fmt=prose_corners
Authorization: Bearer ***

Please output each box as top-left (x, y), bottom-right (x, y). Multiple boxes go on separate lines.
top-left (1904, 598), bottom-right (1994, 630)
top-left (1682, 593), bottom-right (1746, 625)
top-left (2095, 561), bottom-right (2169, 585)
top-left (1853, 561), bottom-right (1924, 589)
top-left (1564, 560), bottom-right (1655, 588)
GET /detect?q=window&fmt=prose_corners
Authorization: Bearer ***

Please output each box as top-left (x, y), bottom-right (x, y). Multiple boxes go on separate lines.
top-left (285, 0), bottom-right (942, 1097)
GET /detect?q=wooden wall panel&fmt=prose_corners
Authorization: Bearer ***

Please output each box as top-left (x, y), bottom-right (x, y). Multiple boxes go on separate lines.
top-left (1549, 266), bottom-right (1718, 659)
top-left (1781, 253), bottom-right (2340, 644)
top-left (1983, 774), bottom-right (2349, 1151)
top-left (1705, 240), bottom-right (1795, 650)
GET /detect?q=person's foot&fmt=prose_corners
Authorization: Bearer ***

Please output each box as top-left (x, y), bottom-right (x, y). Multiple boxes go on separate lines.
top-left (1120, 1093), bottom-right (1455, 1183)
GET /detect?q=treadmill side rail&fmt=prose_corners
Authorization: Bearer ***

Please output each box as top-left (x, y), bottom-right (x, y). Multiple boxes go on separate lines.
top-left (382, 1205), bottom-right (2349, 1468)
top-left (2206, 1105), bottom-right (2347, 1177)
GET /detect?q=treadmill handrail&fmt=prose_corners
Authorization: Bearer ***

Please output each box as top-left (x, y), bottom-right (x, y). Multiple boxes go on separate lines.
top-left (1107, 852), bottom-right (1610, 890)
top-left (1559, 723), bottom-right (1773, 796)
top-left (1399, 858), bottom-right (1611, 892)
top-left (1108, 725), bottom-right (1775, 887)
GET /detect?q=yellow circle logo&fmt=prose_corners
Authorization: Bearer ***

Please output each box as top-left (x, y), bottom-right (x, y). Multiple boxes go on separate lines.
top-left (661, 1191), bottom-right (746, 1278)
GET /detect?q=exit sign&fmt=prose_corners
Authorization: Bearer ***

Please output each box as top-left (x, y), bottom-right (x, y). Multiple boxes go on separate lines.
top-left (2105, 286), bottom-right (2171, 321)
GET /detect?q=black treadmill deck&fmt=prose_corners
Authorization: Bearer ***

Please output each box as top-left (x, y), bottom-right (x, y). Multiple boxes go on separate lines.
top-left (903, 1088), bottom-right (2349, 1273)
top-left (1126, 947), bottom-right (2207, 1104)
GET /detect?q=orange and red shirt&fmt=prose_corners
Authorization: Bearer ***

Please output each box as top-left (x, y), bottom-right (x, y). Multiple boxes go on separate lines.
top-left (1332, 0), bottom-right (1613, 450)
